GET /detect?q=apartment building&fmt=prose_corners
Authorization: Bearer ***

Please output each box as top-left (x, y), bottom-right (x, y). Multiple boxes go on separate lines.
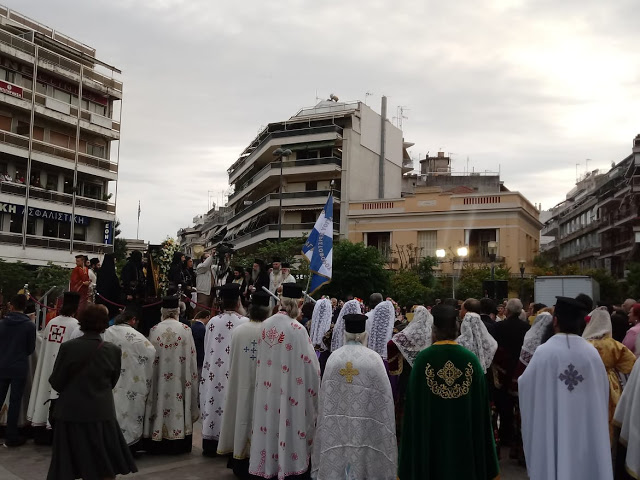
top-left (541, 134), bottom-right (640, 278)
top-left (349, 153), bottom-right (543, 274)
top-left (178, 206), bottom-right (232, 257)
top-left (223, 98), bottom-right (408, 251)
top-left (0, 6), bottom-right (122, 267)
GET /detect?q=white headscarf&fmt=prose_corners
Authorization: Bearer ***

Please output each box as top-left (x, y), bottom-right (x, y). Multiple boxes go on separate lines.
top-left (519, 312), bottom-right (553, 367)
top-left (391, 306), bottom-right (433, 367)
top-left (582, 308), bottom-right (612, 341)
top-left (456, 312), bottom-right (498, 373)
top-left (368, 300), bottom-right (395, 359)
top-left (309, 298), bottom-right (332, 349)
top-left (331, 300), bottom-right (362, 352)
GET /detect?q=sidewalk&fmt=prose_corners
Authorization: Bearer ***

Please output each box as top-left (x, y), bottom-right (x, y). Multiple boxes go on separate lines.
top-left (0, 423), bottom-right (528, 479)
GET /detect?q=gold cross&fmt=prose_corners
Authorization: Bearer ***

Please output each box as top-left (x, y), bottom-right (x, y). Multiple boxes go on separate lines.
top-left (339, 361), bottom-right (359, 383)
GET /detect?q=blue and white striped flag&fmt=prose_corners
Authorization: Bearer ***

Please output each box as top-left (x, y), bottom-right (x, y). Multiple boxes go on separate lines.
top-left (302, 193), bottom-right (333, 294)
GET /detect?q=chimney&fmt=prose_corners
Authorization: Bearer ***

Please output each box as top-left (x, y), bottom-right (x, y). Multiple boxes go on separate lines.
top-left (437, 152), bottom-right (445, 158)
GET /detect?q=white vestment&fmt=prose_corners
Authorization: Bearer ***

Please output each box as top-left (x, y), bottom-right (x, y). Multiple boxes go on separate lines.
top-left (249, 313), bottom-right (321, 479)
top-left (518, 334), bottom-right (613, 480)
top-left (26, 316), bottom-right (80, 426)
top-left (367, 301), bottom-right (395, 359)
top-left (103, 324), bottom-right (156, 445)
top-left (390, 306), bottom-right (433, 366)
top-left (143, 319), bottom-right (200, 443)
top-left (456, 312), bottom-right (498, 373)
top-left (269, 270), bottom-right (284, 294)
top-left (331, 300), bottom-right (362, 352)
top-left (312, 342), bottom-right (397, 480)
top-left (614, 359), bottom-right (640, 478)
top-left (309, 298), bottom-right (332, 349)
top-left (217, 320), bottom-right (263, 458)
top-left (200, 311), bottom-right (248, 442)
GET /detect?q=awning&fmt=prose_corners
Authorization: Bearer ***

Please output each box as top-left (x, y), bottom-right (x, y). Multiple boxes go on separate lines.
top-left (281, 140), bottom-right (336, 152)
top-left (283, 206), bottom-right (322, 212)
top-left (205, 224), bottom-right (225, 241)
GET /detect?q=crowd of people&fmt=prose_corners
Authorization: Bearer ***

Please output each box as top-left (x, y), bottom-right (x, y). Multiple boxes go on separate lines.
top-left (1, 252), bottom-right (640, 479)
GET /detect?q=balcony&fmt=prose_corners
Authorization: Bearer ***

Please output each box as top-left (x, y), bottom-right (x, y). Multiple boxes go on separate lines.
top-left (230, 223), bottom-right (340, 251)
top-left (228, 156), bottom-right (342, 205)
top-left (0, 181), bottom-right (116, 213)
top-left (227, 190), bottom-right (339, 229)
top-left (557, 219), bottom-right (602, 244)
top-left (0, 28), bottom-right (122, 97)
top-left (0, 231), bottom-right (113, 254)
top-left (0, 130), bottom-right (118, 177)
top-left (228, 125), bottom-right (343, 184)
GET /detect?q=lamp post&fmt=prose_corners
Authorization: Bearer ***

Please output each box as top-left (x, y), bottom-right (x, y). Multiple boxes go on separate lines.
top-left (519, 259), bottom-right (526, 302)
top-left (273, 147), bottom-right (292, 240)
top-left (488, 240), bottom-right (498, 280)
top-left (437, 247), bottom-right (468, 299)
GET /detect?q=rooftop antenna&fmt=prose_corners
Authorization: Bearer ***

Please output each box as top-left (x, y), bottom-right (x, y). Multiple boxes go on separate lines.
top-left (576, 162), bottom-right (581, 182)
top-left (397, 106), bottom-right (409, 130)
top-left (315, 89), bottom-right (321, 103)
top-left (585, 158), bottom-right (591, 173)
top-left (365, 91), bottom-right (373, 105)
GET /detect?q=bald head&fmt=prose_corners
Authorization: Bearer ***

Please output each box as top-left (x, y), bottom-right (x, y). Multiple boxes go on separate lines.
top-left (623, 298), bottom-right (636, 313)
top-left (369, 293), bottom-right (383, 309)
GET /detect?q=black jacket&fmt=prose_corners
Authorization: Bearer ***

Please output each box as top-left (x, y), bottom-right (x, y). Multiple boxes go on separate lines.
top-left (191, 321), bottom-right (206, 369)
top-left (611, 310), bottom-right (631, 343)
top-left (49, 333), bottom-right (121, 422)
top-left (96, 270), bottom-right (123, 318)
top-left (480, 314), bottom-right (497, 338)
top-left (0, 312), bottom-right (36, 378)
top-left (121, 260), bottom-right (146, 300)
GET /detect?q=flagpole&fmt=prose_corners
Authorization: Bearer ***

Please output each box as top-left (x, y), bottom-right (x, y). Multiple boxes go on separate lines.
top-left (137, 200), bottom-right (140, 240)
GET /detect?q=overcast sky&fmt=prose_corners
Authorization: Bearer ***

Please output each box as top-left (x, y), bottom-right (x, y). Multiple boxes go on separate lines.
top-left (17, 0), bottom-right (640, 243)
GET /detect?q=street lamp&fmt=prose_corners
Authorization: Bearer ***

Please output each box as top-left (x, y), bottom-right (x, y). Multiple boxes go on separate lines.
top-left (519, 259), bottom-right (526, 301)
top-left (452, 246), bottom-right (468, 299)
top-left (488, 241), bottom-right (498, 281)
top-left (273, 147), bottom-right (292, 240)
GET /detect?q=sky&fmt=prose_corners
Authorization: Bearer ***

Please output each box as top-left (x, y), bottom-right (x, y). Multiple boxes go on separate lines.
top-left (16, 0), bottom-right (640, 243)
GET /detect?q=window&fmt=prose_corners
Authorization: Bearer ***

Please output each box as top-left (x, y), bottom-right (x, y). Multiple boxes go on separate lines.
top-left (63, 177), bottom-right (74, 195)
top-left (9, 213), bottom-right (35, 235)
top-left (16, 121), bottom-right (30, 136)
top-left (468, 229), bottom-right (497, 261)
top-left (301, 211), bottom-right (317, 223)
top-left (30, 169), bottom-right (41, 188)
top-left (87, 143), bottom-right (105, 158)
top-left (305, 181), bottom-right (317, 191)
top-left (0, 115), bottom-right (11, 132)
top-left (74, 225), bottom-right (86, 241)
top-left (50, 131), bottom-right (71, 149)
top-left (82, 182), bottom-right (102, 200)
top-left (53, 88), bottom-right (72, 104)
top-left (82, 99), bottom-right (107, 116)
top-left (367, 232), bottom-right (391, 259)
top-left (45, 172), bottom-right (58, 190)
top-left (0, 67), bottom-right (15, 83)
top-left (43, 219), bottom-right (70, 239)
top-left (417, 231), bottom-right (437, 258)
top-left (36, 81), bottom-right (47, 95)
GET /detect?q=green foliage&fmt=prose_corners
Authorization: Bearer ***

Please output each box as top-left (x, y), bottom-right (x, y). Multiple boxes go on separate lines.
top-left (584, 268), bottom-right (624, 305)
top-left (390, 269), bottom-right (428, 307)
top-left (317, 241), bottom-right (390, 300)
top-left (234, 236), bottom-right (308, 269)
top-left (455, 264), bottom-right (511, 300)
top-left (0, 259), bottom-right (35, 299)
top-left (626, 263), bottom-right (640, 300)
top-left (33, 263), bottom-right (70, 297)
top-left (416, 256), bottom-right (439, 287)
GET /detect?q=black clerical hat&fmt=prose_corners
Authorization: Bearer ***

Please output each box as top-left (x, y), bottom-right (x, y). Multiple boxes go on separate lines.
top-left (233, 266), bottom-right (245, 275)
top-left (219, 283), bottom-right (241, 300)
top-left (272, 256), bottom-right (281, 263)
top-left (431, 304), bottom-right (458, 330)
top-left (282, 262), bottom-right (290, 269)
top-left (62, 291), bottom-right (80, 308)
top-left (554, 296), bottom-right (584, 323)
top-left (162, 296), bottom-right (179, 309)
top-left (344, 313), bottom-right (367, 333)
top-left (281, 283), bottom-right (303, 299)
top-left (254, 259), bottom-right (264, 267)
top-left (251, 290), bottom-right (271, 307)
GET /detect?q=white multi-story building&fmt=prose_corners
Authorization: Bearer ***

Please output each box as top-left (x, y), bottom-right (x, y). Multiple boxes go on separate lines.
top-left (0, 6), bottom-right (122, 267)
top-left (223, 98), bottom-right (409, 250)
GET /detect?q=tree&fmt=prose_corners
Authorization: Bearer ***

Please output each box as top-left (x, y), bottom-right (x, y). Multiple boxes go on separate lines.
top-left (113, 218), bottom-right (128, 274)
top-left (32, 263), bottom-right (70, 297)
top-left (584, 268), bottom-right (624, 305)
top-left (626, 262), bottom-right (640, 300)
top-left (0, 260), bottom-right (35, 300)
top-left (455, 264), bottom-right (511, 300)
top-left (316, 241), bottom-right (390, 300)
top-left (416, 256), bottom-right (439, 288)
top-left (390, 269), bottom-right (428, 307)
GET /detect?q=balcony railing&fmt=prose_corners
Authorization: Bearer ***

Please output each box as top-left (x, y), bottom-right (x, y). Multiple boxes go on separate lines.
top-left (0, 130), bottom-right (118, 174)
top-left (0, 28), bottom-right (122, 94)
top-left (0, 181), bottom-right (116, 213)
top-left (231, 223), bottom-right (339, 247)
top-left (0, 232), bottom-right (113, 253)
top-left (228, 190), bottom-right (339, 225)
top-left (230, 156), bottom-right (342, 201)
top-left (228, 125), bottom-right (343, 179)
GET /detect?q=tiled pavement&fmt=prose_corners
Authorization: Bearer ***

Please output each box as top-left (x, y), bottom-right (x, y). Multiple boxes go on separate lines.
top-left (0, 422), bottom-right (528, 479)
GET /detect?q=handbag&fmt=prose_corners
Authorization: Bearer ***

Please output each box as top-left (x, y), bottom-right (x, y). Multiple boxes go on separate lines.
top-left (47, 341), bottom-right (104, 428)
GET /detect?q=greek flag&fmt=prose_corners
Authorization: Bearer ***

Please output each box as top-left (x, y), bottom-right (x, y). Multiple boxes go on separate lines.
top-left (302, 193), bottom-right (333, 294)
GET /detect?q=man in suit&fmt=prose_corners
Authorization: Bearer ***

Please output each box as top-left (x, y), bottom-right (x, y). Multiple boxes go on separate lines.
top-left (191, 310), bottom-right (211, 379)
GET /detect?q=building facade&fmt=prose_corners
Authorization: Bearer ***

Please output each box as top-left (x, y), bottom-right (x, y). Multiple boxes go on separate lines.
top-left (177, 206), bottom-right (232, 257)
top-left (541, 134), bottom-right (640, 278)
top-left (348, 153), bottom-right (543, 274)
top-left (0, 6), bottom-right (122, 267)
top-left (222, 98), bottom-right (409, 251)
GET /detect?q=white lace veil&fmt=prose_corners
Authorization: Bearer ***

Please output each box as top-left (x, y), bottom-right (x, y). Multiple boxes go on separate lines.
top-left (309, 298), bottom-right (332, 349)
top-left (331, 300), bottom-right (362, 352)
top-left (582, 308), bottom-right (612, 340)
top-left (391, 306), bottom-right (433, 366)
top-left (368, 300), bottom-right (395, 359)
top-left (456, 312), bottom-right (498, 373)
top-left (519, 312), bottom-right (553, 367)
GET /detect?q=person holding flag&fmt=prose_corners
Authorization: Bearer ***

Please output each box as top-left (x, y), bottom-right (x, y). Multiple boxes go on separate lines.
top-left (302, 192), bottom-right (333, 294)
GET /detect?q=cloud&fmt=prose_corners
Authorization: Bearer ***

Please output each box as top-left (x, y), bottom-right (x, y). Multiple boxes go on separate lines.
top-left (15, 0), bottom-right (640, 242)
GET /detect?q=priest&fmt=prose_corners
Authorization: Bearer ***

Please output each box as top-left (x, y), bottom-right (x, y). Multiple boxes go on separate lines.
top-left (217, 290), bottom-right (271, 476)
top-left (518, 297), bottom-right (612, 480)
top-left (143, 296), bottom-right (200, 454)
top-left (277, 262), bottom-right (296, 293)
top-left (27, 291), bottom-right (81, 445)
top-left (103, 307), bottom-right (156, 449)
top-left (268, 256), bottom-right (283, 295)
top-left (248, 283), bottom-right (321, 479)
top-left (200, 283), bottom-right (248, 456)
top-left (613, 359), bottom-right (640, 479)
top-left (69, 255), bottom-right (91, 313)
top-left (398, 304), bottom-right (499, 480)
top-left (312, 313), bottom-right (397, 480)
